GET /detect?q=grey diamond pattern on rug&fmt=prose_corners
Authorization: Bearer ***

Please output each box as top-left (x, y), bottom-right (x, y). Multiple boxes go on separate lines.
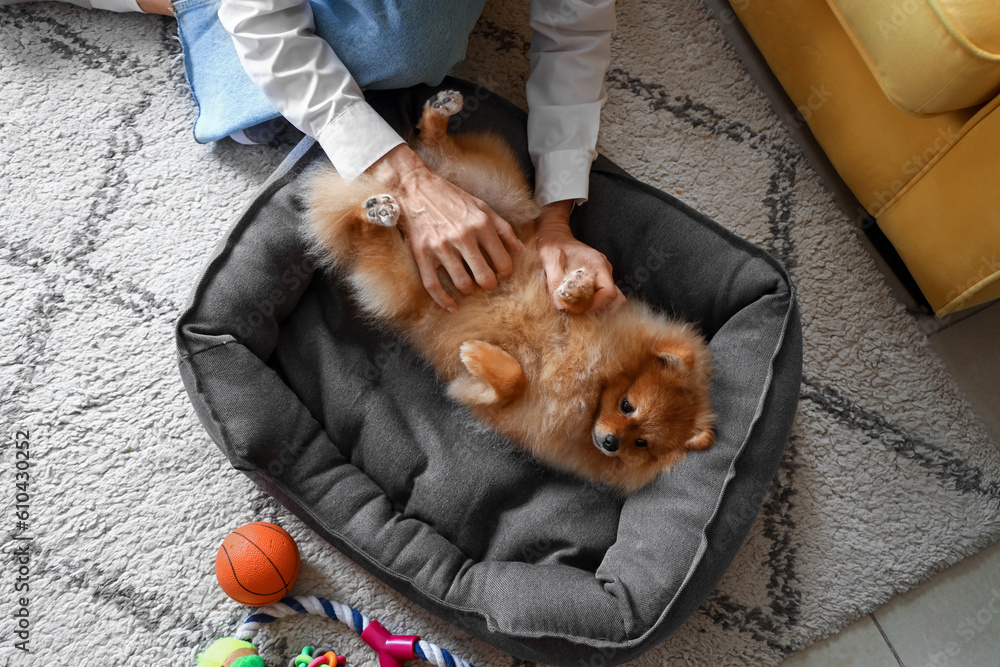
top-left (1, 1), bottom-right (998, 666)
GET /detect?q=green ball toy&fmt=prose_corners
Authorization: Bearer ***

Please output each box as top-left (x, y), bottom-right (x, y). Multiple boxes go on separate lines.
top-left (197, 637), bottom-right (264, 667)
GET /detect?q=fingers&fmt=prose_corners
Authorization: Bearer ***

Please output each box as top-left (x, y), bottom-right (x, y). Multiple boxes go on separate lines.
top-left (592, 267), bottom-right (626, 312)
top-left (415, 254), bottom-right (458, 312)
top-left (463, 252), bottom-right (499, 291)
top-left (588, 249), bottom-right (626, 312)
top-left (609, 288), bottom-right (627, 310)
top-left (398, 172), bottom-right (518, 307)
top-left (450, 240), bottom-right (498, 292)
top-left (485, 207), bottom-right (524, 255)
top-left (437, 247), bottom-right (478, 296)
top-left (474, 221), bottom-right (514, 283)
top-left (539, 246), bottom-right (568, 307)
top-left (541, 238), bottom-right (625, 313)
top-left (439, 203), bottom-right (515, 292)
top-left (412, 221), bottom-right (506, 311)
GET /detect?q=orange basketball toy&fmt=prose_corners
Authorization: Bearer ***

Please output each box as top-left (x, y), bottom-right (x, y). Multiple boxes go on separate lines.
top-left (215, 522), bottom-right (300, 606)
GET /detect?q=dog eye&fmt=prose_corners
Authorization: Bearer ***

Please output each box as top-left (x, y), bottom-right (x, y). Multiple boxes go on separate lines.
top-left (635, 439), bottom-right (648, 448)
top-left (620, 397), bottom-right (635, 415)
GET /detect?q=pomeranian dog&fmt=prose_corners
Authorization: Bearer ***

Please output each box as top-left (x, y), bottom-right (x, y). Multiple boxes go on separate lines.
top-left (306, 90), bottom-right (715, 495)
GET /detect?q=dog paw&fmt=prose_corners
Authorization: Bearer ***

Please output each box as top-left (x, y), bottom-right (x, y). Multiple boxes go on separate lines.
top-left (365, 194), bottom-right (399, 227)
top-left (447, 375), bottom-right (498, 406)
top-left (554, 268), bottom-right (596, 313)
top-left (457, 340), bottom-right (526, 404)
top-left (459, 340), bottom-right (489, 376)
top-left (426, 90), bottom-right (464, 117)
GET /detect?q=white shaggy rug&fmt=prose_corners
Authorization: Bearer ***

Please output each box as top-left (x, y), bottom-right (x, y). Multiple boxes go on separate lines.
top-left (2, 1), bottom-right (999, 665)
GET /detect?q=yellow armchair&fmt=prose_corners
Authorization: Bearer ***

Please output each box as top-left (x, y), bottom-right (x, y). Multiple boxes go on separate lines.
top-left (829, 0), bottom-right (1000, 114)
top-left (723, 0), bottom-right (1000, 315)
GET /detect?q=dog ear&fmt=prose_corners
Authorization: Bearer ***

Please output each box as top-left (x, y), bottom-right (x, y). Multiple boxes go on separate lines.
top-left (654, 340), bottom-right (694, 372)
top-left (686, 427), bottom-right (714, 451)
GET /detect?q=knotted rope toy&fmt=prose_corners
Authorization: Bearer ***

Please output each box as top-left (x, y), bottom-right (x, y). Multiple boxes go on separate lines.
top-left (198, 595), bottom-right (477, 667)
top-left (291, 645), bottom-right (346, 666)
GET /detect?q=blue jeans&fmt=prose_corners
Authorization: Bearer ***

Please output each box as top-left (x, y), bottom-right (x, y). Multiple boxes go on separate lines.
top-left (173, 0), bottom-right (486, 143)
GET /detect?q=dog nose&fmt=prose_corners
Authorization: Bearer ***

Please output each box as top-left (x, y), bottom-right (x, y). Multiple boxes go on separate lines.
top-left (602, 433), bottom-right (619, 452)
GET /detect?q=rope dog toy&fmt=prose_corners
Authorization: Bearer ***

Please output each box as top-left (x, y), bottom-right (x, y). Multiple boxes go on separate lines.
top-left (198, 595), bottom-right (477, 667)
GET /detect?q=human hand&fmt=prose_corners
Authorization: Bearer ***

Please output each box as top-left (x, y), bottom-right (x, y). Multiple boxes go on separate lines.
top-left (536, 200), bottom-right (625, 313)
top-left (138, 0), bottom-right (174, 14)
top-left (368, 144), bottom-right (522, 311)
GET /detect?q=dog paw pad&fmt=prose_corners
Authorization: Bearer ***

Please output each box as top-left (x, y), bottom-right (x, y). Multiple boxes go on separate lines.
top-left (555, 268), bottom-right (596, 309)
top-left (365, 194), bottom-right (399, 227)
top-left (426, 90), bottom-right (464, 117)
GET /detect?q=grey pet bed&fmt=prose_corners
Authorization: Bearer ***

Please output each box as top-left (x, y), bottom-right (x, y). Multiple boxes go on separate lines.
top-left (176, 78), bottom-right (802, 665)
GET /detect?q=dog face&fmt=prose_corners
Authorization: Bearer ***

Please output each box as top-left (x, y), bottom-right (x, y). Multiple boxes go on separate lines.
top-left (592, 339), bottom-right (714, 480)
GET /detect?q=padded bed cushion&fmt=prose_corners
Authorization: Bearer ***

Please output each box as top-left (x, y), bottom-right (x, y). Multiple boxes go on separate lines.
top-left (176, 78), bottom-right (802, 665)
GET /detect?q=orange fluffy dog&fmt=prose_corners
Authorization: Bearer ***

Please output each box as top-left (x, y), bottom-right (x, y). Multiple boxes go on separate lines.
top-left (307, 90), bottom-right (715, 494)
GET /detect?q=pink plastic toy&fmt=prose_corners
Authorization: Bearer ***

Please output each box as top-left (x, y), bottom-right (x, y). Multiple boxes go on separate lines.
top-left (359, 620), bottom-right (420, 667)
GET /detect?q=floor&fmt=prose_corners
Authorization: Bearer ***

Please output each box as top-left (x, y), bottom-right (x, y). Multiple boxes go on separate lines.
top-left (783, 302), bottom-right (1000, 667)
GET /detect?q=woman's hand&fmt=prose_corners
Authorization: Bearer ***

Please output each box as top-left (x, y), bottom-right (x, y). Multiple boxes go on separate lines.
top-left (368, 145), bottom-right (522, 311)
top-left (537, 200), bottom-right (625, 312)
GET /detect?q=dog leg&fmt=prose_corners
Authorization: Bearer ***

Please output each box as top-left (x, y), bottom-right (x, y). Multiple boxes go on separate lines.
top-left (554, 268), bottom-right (597, 314)
top-left (447, 340), bottom-right (526, 406)
top-left (418, 90), bottom-right (464, 146)
top-left (340, 190), bottom-right (427, 319)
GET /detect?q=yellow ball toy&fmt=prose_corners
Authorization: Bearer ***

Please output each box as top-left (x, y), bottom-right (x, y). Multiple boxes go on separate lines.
top-left (197, 637), bottom-right (264, 667)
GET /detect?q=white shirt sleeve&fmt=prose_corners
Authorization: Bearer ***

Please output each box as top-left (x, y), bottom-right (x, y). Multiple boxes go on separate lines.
top-left (526, 0), bottom-right (615, 206)
top-left (218, 0), bottom-right (404, 179)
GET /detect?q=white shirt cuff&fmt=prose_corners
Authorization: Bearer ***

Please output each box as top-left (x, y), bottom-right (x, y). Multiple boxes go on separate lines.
top-left (534, 149), bottom-right (595, 207)
top-left (315, 103), bottom-right (405, 180)
top-left (92, 0), bottom-right (142, 11)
